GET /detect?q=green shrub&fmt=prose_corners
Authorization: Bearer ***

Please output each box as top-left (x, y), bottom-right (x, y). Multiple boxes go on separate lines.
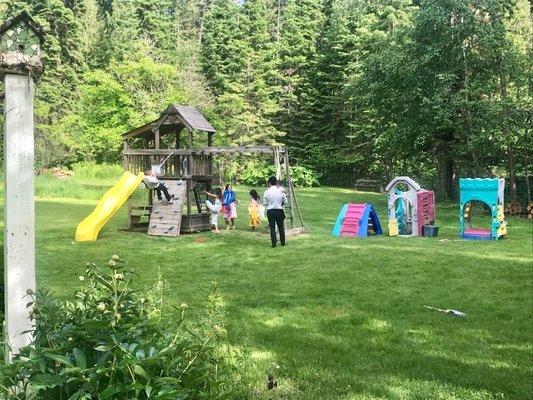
top-left (237, 159), bottom-right (273, 187)
top-left (71, 162), bottom-right (124, 181)
top-left (289, 165), bottom-right (322, 187)
top-left (0, 256), bottom-right (237, 400)
top-left (238, 160), bottom-right (321, 187)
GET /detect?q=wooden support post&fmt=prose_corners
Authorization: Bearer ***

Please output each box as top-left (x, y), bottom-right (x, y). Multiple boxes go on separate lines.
top-left (154, 129), bottom-right (160, 150)
top-left (186, 180), bottom-right (192, 216)
top-left (123, 142), bottom-right (133, 228)
top-left (283, 150), bottom-right (296, 229)
top-left (3, 74), bottom-right (36, 361)
top-left (292, 183), bottom-right (305, 229)
top-left (186, 128), bottom-right (193, 216)
top-left (274, 147), bottom-right (281, 180)
top-left (177, 128), bottom-right (182, 176)
top-left (207, 133), bottom-right (214, 176)
top-left (284, 148), bottom-right (305, 229)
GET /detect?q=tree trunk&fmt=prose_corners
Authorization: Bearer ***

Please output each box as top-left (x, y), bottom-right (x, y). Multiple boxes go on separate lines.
top-left (438, 134), bottom-right (455, 200)
top-left (444, 156), bottom-right (455, 200)
top-left (507, 146), bottom-right (517, 202)
top-left (499, 62), bottom-right (517, 202)
top-left (276, 0), bottom-right (282, 43)
top-left (525, 148), bottom-right (531, 202)
top-left (197, 1), bottom-right (211, 44)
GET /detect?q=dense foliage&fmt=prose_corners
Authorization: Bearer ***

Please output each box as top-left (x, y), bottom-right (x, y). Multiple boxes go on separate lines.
top-left (0, 0), bottom-right (530, 198)
top-left (0, 256), bottom-right (236, 399)
top-left (238, 159), bottom-right (321, 187)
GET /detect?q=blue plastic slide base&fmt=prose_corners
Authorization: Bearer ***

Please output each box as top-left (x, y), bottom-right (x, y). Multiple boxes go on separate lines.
top-left (332, 204), bottom-right (348, 237)
top-left (460, 233), bottom-right (494, 241)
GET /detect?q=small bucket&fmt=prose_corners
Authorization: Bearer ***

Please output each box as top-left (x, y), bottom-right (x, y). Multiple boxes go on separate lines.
top-left (423, 224), bottom-right (439, 237)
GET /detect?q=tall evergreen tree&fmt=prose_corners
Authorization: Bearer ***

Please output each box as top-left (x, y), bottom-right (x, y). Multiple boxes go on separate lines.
top-left (201, 0), bottom-right (242, 95)
top-left (202, 0), bottom-right (281, 145)
top-left (298, 0), bottom-right (364, 167)
top-left (1, 0), bottom-right (87, 168)
top-left (277, 0), bottom-right (324, 156)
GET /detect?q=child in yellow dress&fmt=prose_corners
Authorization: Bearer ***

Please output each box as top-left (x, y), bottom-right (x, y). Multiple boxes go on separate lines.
top-left (248, 189), bottom-right (262, 230)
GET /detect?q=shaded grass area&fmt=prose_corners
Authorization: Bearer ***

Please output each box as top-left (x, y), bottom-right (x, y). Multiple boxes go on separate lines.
top-left (1, 185), bottom-right (532, 399)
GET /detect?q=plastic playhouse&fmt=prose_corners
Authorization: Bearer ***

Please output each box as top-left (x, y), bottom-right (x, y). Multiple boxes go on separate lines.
top-left (332, 203), bottom-right (382, 237)
top-left (385, 177), bottom-right (436, 237)
top-left (459, 178), bottom-right (507, 240)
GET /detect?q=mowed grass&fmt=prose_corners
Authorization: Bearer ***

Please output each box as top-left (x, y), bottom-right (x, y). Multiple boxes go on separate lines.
top-left (2, 184), bottom-right (532, 399)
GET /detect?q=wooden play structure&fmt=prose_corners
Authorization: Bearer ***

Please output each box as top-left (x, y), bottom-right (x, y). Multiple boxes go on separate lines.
top-left (122, 104), bottom-right (304, 237)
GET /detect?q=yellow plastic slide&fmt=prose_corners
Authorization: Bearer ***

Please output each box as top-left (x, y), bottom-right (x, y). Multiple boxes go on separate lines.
top-left (75, 171), bottom-right (144, 242)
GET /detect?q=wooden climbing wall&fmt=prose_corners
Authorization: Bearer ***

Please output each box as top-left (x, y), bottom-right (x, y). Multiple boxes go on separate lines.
top-left (147, 180), bottom-right (187, 237)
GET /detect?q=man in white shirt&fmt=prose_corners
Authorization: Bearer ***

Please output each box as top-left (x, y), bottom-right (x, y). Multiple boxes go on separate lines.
top-left (143, 169), bottom-right (174, 203)
top-left (263, 176), bottom-right (287, 247)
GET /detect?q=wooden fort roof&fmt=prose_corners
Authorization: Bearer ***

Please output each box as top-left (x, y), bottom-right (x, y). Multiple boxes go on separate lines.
top-left (123, 104), bottom-right (215, 140)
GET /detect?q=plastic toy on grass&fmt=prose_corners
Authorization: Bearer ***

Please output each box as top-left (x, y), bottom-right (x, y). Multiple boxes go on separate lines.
top-left (424, 305), bottom-right (466, 318)
top-left (332, 203), bottom-right (382, 237)
top-left (459, 178), bottom-right (507, 240)
top-left (385, 177), bottom-right (437, 237)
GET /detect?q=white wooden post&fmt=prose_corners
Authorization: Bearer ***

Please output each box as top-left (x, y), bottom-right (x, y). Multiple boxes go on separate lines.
top-left (274, 147), bottom-right (281, 180)
top-left (3, 74), bottom-right (36, 362)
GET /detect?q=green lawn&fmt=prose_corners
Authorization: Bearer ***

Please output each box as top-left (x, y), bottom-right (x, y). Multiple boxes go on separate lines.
top-left (4, 185), bottom-right (533, 399)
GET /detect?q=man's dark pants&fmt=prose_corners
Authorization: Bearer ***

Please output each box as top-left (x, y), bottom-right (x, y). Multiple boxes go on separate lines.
top-left (156, 183), bottom-right (172, 201)
top-left (267, 209), bottom-right (285, 246)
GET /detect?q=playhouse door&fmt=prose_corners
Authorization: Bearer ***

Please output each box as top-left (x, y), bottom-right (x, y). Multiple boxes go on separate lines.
top-left (394, 198), bottom-right (413, 235)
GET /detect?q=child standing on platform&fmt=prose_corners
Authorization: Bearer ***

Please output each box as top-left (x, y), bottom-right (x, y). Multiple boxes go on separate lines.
top-left (222, 184), bottom-right (238, 230)
top-left (248, 189), bottom-right (262, 230)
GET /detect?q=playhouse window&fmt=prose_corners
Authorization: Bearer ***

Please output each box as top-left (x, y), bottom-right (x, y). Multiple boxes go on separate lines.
top-left (395, 182), bottom-right (410, 192)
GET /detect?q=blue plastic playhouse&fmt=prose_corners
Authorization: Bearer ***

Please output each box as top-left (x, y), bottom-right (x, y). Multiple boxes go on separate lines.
top-left (459, 178), bottom-right (507, 240)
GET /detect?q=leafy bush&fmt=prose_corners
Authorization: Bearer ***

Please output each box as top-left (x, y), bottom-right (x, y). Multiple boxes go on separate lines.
top-left (0, 256), bottom-right (236, 400)
top-left (238, 160), bottom-right (321, 187)
top-left (289, 165), bottom-right (322, 187)
top-left (71, 162), bottom-right (124, 181)
top-left (237, 159), bottom-right (273, 187)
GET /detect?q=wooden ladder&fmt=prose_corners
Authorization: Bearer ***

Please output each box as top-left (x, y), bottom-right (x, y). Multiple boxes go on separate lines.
top-left (147, 180), bottom-right (187, 237)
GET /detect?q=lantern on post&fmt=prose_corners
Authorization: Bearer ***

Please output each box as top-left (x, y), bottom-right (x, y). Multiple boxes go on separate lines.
top-left (0, 11), bottom-right (44, 362)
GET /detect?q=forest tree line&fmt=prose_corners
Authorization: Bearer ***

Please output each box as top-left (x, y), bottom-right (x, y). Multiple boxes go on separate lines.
top-left (0, 0), bottom-right (531, 199)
